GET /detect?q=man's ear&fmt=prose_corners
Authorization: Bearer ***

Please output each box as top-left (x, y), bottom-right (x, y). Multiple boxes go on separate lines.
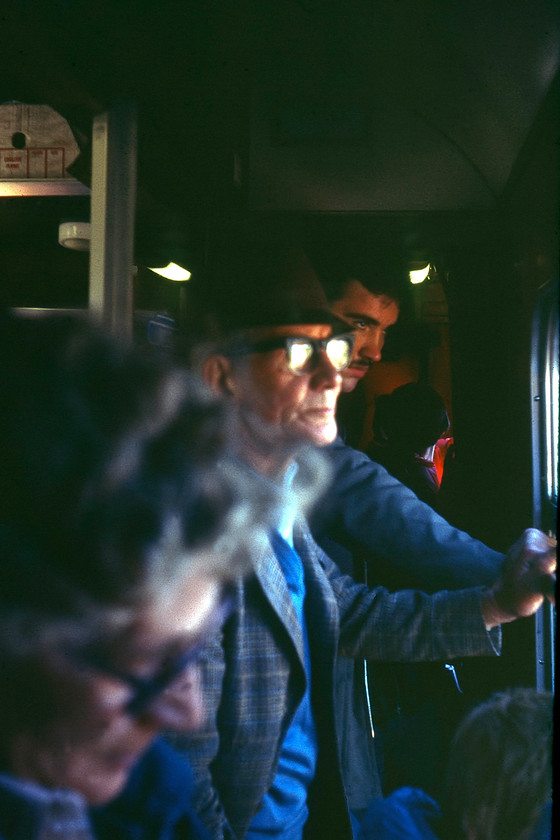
top-left (202, 354), bottom-right (239, 398)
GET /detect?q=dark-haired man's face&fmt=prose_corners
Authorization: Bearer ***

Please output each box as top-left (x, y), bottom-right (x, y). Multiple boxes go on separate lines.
top-left (330, 279), bottom-right (400, 393)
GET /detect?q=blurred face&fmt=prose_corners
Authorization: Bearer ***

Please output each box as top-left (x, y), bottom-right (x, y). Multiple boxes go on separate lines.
top-left (11, 573), bottom-right (223, 805)
top-left (216, 324), bottom-right (342, 472)
top-left (330, 279), bottom-right (400, 392)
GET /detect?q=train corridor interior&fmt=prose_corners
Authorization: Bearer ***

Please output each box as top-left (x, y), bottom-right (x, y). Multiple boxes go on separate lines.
top-left (1, 0), bottom-right (557, 729)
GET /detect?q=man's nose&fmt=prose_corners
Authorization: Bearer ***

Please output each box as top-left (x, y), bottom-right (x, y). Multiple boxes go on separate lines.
top-left (140, 667), bottom-right (205, 733)
top-left (362, 330), bottom-right (385, 363)
top-left (310, 349), bottom-right (342, 389)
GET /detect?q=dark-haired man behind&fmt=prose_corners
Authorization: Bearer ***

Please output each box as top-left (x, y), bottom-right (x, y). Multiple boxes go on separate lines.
top-left (303, 241), bottom-right (509, 808)
top-left (311, 243), bottom-right (504, 593)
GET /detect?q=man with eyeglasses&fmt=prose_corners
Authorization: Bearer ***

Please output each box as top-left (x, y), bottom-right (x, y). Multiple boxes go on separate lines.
top-left (173, 241), bottom-right (555, 840)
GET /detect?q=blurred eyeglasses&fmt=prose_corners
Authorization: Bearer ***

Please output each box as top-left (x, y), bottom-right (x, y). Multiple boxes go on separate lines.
top-left (74, 589), bottom-right (234, 717)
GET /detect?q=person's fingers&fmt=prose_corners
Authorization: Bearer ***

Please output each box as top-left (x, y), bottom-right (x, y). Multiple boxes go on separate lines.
top-left (539, 572), bottom-right (556, 603)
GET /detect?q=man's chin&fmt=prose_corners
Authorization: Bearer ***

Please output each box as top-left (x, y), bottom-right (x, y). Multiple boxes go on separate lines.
top-left (312, 422), bottom-right (339, 448)
top-left (294, 419), bottom-right (339, 448)
top-left (340, 374), bottom-right (360, 393)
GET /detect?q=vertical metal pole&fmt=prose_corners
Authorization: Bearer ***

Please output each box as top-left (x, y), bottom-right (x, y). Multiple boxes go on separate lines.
top-left (530, 282), bottom-right (557, 693)
top-left (89, 100), bottom-right (137, 339)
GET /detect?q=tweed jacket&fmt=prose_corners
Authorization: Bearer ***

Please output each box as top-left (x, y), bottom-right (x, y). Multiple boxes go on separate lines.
top-left (170, 515), bottom-right (500, 840)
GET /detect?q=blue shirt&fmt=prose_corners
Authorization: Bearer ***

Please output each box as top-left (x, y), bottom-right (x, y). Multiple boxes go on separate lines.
top-left (246, 529), bottom-right (318, 840)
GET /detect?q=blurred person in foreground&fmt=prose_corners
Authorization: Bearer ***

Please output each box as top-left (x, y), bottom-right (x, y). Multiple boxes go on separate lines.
top-left (359, 686), bottom-right (553, 840)
top-left (0, 312), bottom-right (267, 840)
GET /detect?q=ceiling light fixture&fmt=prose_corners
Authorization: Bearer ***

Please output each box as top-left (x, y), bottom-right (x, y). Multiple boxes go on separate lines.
top-left (409, 263), bottom-right (431, 285)
top-left (147, 261), bottom-right (191, 282)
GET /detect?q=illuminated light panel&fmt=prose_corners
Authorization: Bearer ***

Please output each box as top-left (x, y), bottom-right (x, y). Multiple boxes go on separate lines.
top-left (0, 180), bottom-right (90, 196)
top-left (409, 264), bottom-right (431, 285)
top-left (147, 262), bottom-right (191, 282)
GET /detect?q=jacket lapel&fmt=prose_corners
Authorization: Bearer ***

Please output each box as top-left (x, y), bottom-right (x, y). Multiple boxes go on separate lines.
top-left (253, 538), bottom-right (306, 666)
top-left (294, 519), bottom-right (340, 671)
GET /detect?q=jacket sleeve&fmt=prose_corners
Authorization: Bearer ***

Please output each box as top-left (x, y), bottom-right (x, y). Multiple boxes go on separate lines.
top-left (307, 530), bottom-right (502, 664)
top-left (313, 438), bottom-right (504, 591)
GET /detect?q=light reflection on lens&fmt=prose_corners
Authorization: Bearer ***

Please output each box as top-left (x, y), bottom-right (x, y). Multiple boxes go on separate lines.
top-left (326, 337), bottom-right (352, 370)
top-left (286, 336), bottom-right (353, 373)
top-left (288, 341), bottom-right (314, 372)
